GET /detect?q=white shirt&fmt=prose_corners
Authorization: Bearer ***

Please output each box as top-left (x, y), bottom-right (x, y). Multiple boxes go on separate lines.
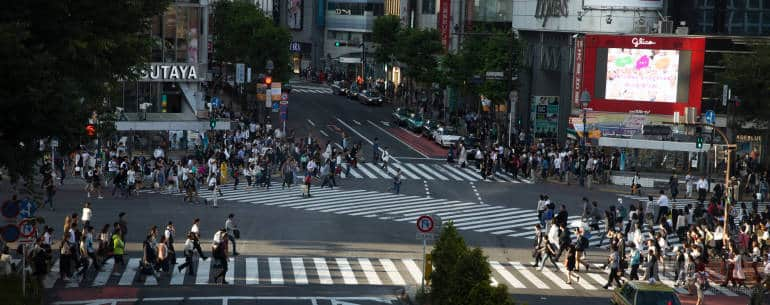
top-left (697, 178), bottom-right (708, 190)
top-left (81, 208), bottom-right (92, 222)
top-left (547, 224), bottom-right (560, 245)
top-left (225, 218), bottom-right (236, 233)
top-left (657, 194), bottom-right (670, 208)
top-left (191, 223), bottom-right (200, 236)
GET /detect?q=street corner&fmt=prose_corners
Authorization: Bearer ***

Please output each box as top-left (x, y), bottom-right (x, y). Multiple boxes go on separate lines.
top-left (386, 127), bottom-right (448, 158)
top-left (47, 286), bottom-right (140, 303)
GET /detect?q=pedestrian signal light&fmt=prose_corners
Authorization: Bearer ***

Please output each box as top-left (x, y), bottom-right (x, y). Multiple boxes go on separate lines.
top-left (210, 117), bottom-right (216, 129)
top-left (85, 124), bottom-right (96, 137)
top-left (696, 136), bottom-right (703, 149)
top-left (356, 75), bottom-right (363, 85)
top-left (335, 41), bottom-right (340, 47)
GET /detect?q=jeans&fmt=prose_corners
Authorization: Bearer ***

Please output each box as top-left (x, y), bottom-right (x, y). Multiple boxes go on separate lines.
top-left (393, 182), bottom-right (401, 194)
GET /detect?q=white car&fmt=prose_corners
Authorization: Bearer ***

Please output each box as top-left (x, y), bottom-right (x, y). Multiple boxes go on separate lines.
top-left (433, 127), bottom-right (462, 147)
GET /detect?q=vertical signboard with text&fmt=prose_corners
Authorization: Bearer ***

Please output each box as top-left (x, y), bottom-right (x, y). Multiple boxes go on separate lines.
top-left (438, 0), bottom-right (451, 50)
top-left (572, 37), bottom-right (585, 113)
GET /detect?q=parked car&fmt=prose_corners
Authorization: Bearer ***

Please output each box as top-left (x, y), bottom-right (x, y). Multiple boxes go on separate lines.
top-left (347, 85), bottom-right (360, 99)
top-left (330, 81), bottom-right (348, 96)
top-left (611, 281), bottom-right (681, 305)
top-left (421, 120), bottom-right (440, 137)
top-left (391, 107), bottom-right (413, 127)
top-left (406, 113), bottom-right (425, 131)
top-left (358, 90), bottom-right (383, 105)
top-left (432, 126), bottom-right (462, 147)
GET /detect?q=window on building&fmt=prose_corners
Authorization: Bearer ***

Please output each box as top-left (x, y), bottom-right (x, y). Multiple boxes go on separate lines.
top-left (422, 0), bottom-right (436, 14)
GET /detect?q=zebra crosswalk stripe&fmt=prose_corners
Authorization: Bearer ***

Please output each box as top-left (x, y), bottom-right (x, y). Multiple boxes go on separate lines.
top-left (226, 257), bottom-right (235, 284)
top-left (363, 163), bottom-right (391, 179)
top-left (292, 257), bottom-right (309, 285)
top-left (355, 164), bottom-right (378, 178)
top-left (389, 201), bottom-right (473, 216)
top-left (510, 262), bottom-right (549, 289)
top-left (358, 258), bottom-right (382, 285)
top-left (556, 263), bottom-right (596, 290)
top-left (396, 165), bottom-right (421, 179)
top-left (195, 257), bottom-right (209, 285)
top-left (540, 267), bottom-right (573, 289)
top-left (348, 168), bottom-right (363, 178)
top-left (170, 258), bottom-right (186, 285)
top-left (300, 193), bottom-right (409, 211)
top-left (403, 163), bottom-right (435, 180)
top-left (441, 164), bottom-right (476, 181)
top-left (490, 261), bottom-right (526, 288)
top-left (379, 258), bottom-right (406, 286)
top-left (402, 259), bottom-right (423, 284)
top-left (92, 259), bottom-right (114, 287)
top-left (336, 258), bottom-right (358, 285)
top-left (434, 164), bottom-right (463, 181)
top-left (339, 198), bottom-right (447, 215)
top-left (314, 258), bottom-right (334, 285)
top-left (450, 208), bottom-right (526, 225)
top-left (246, 257), bottom-right (259, 284)
top-left (269, 257), bottom-right (284, 285)
top-left (418, 164), bottom-right (449, 181)
top-left (121, 258), bottom-right (140, 286)
top-left (44, 260), bottom-right (60, 288)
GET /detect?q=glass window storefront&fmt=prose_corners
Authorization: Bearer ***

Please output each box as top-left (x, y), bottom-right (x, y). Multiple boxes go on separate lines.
top-left (328, 2), bottom-right (384, 16)
top-left (470, 0), bottom-right (512, 23)
top-left (119, 81), bottom-right (187, 114)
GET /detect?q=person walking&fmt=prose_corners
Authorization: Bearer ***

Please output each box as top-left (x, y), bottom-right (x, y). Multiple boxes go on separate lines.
top-left (564, 244), bottom-right (580, 284)
top-left (628, 244), bottom-right (641, 280)
top-left (392, 168), bottom-right (402, 194)
top-left (110, 228), bottom-right (125, 276)
top-left (603, 245), bottom-right (622, 289)
top-left (656, 190), bottom-right (670, 225)
top-left (574, 228), bottom-right (590, 272)
top-left (164, 222), bottom-right (176, 265)
top-left (532, 224), bottom-right (545, 267)
top-left (43, 175), bottom-right (56, 211)
top-left (381, 147), bottom-right (390, 170)
top-left (211, 229), bottom-right (229, 284)
top-left (537, 238), bottom-right (560, 272)
top-left (157, 235), bottom-right (169, 273)
top-left (177, 232), bottom-right (196, 275)
top-left (225, 214), bottom-right (239, 256)
top-left (190, 218), bottom-right (208, 260)
top-left (81, 202), bottom-right (92, 227)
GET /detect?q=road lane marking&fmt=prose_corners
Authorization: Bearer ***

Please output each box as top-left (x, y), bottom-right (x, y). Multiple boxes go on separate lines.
top-left (441, 164), bottom-right (476, 181)
top-left (92, 259), bottom-right (114, 287)
top-left (352, 120), bottom-right (362, 125)
top-left (402, 259), bottom-right (423, 284)
top-left (366, 119), bottom-right (429, 158)
top-left (246, 257), bottom-right (259, 284)
top-left (362, 163), bottom-right (392, 179)
top-left (510, 262), bottom-right (549, 289)
top-left (319, 130), bottom-right (329, 137)
top-left (355, 163), bottom-right (379, 178)
top-left (380, 121), bottom-right (390, 126)
top-left (44, 260), bottom-right (60, 288)
top-left (540, 267), bottom-right (573, 289)
top-left (196, 257), bottom-right (210, 285)
top-left (170, 258), bottom-right (186, 285)
top-left (307, 119), bottom-right (315, 126)
top-left (556, 263), bottom-right (596, 290)
top-left (120, 258), bottom-right (140, 286)
top-left (269, 257), bottom-right (284, 284)
top-left (335, 117), bottom-right (400, 163)
top-left (291, 258), bottom-right (309, 285)
top-left (403, 163), bottom-right (434, 180)
top-left (225, 257), bottom-right (235, 284)
top-left (380, 258), bottom-right (406, 285)
top-left (490, 261), bottom-right (526, 288)
top-left (418, 164), bottom-right (448, 181)
top-left (358, 258), bottom-right (382, 285)
top-left (336, 258), bottom-right (358, 285)
top-left (313, 258), bottom-right (334, 284)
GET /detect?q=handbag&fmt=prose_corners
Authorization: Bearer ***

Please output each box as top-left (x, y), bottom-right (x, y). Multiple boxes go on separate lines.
top-left (233, 229), bottom-right (240, 239)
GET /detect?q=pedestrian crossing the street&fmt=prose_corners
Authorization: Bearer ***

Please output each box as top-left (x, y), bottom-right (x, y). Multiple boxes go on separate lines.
top-left (346, 162), bottom-right (532, 184)
top-left (616, 193), bottom-right (768, 222)
top-left (42, 255), bottom-right (743, 296)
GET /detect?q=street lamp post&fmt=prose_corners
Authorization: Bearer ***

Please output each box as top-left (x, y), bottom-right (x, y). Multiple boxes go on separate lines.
top-left (579, 90), bottom-right (591, 187)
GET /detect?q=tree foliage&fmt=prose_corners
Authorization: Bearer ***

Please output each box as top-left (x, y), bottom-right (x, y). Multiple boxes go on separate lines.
top-left (430, 222), bottom-right (517, 305)
top-left (0, 0), bottom-right (169, 184)
top-left (212, 0), bottom-right (292, 81)
top-left (720, 43), bottom-right (770, 127)
top-left (441, 30), bottom-right (522, 104)
top-left (396, 28), bottom-right (444, 85)
top-left (372, 15), bottom-right (402, 64)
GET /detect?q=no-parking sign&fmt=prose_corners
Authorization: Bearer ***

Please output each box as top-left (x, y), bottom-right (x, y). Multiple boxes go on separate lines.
top-left (416, 215), bottom-right (434, 233)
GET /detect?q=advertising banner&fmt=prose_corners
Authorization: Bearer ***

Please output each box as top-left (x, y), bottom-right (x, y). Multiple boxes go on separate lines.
top-left (572, 37), bottom-right (585, 113)
top-left (287, 0), bottom-right (303, 30)
top-left (531, 96), bottom-right (559, 138)
top-left (438, 0), bottom-right (451, 50)
top-left (583, 0), bottom-right (663, 9)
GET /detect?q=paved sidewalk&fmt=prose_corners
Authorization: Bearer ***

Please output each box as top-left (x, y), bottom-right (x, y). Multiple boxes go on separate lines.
top-left (678, 294), bottom-right (750, 305)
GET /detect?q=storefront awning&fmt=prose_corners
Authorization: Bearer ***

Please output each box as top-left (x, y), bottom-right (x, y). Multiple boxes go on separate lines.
top-left (598, 137), bottom-right (711, 152)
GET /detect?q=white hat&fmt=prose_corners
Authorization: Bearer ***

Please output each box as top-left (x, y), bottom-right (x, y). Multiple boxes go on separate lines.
top-left (617, 198), bottom-right (623, 203)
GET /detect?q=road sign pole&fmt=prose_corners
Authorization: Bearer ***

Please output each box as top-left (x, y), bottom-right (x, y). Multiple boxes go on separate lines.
top-left (21, 244), bottom-right (26, 296)
top-left (421, 237), bottom-right (426, 290)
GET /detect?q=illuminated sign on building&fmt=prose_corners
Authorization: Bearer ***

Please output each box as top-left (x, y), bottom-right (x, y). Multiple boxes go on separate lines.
top-left (140, 63), bottom-right (200, 82)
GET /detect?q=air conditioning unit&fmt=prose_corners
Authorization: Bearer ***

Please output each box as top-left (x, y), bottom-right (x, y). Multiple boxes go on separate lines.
top-left (658, 20), bottom-right (674, 33)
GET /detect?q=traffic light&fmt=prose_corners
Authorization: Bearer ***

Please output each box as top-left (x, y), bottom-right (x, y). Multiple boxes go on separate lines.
top-left (85, 124), bottom-right (96, 137)
top-left (696, 136), bottom-right (703, 149)
top-left (335, 41), bottom-right (348, 47)
top-left (209, 116), bottom-right (216, 129)
top-left (265, 76), bottom-right (272, 86)
top-left (161, 94), bottom-right (167, 113)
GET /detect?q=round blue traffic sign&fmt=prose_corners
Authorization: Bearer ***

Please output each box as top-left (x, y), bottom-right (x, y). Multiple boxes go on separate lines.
top-left (0, 224), bottom-right (20, 242)
top-left (1, 200), bottom-right (19, 218)
top-left (19, 199), bottom-right (37, 218)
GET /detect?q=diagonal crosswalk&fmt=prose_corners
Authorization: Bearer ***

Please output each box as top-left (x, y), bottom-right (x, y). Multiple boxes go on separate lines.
top-left (342, 162), bottom-right (532, 184)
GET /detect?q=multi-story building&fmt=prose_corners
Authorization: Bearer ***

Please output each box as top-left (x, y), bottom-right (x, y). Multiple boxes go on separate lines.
top-left (114, 0), bottom-right (229, 154)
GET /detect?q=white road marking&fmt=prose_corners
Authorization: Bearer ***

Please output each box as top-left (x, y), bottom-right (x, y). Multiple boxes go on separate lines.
top-left (510, 262), bottom-right (549, 289)
top-left (379, 258), bottom-right (406, 285)
top-left (335, 117), bottom-right (400, 163)
top-left (319, 130), bottom-right (329, 137)
top-left (92, 259), bottom-right (115, 287)
top-left (403, 163), bottom-right (435, 180)
top-left (307, 119), bottom-right (316, 126)
top-left (170, 258), bottom-right (187, 285)
top-left (490, 261), bottom-right (526, 288)
top-left (313, 258), bottom-right (334, 284)
top-left (336, 258), bottom-right (358, 285)
top-left (119, 258), bottom-right (140, 286)
top-left (291, 257), bottom-right (309, 285)
top-left (402, 259), bottom-right (424, 284)
top-left (418, 164), bottom-right (449, 181)
top-left (556, 263), bottom-right (596, 290)
top-left (269, 257), bottom-right (284, 284)
top-left (366, 119), bottom-right (429, 158)
top-left (380, 121), bottom-right (391, 126)
top-left (352, 120), bottom-right (362, 125)
top-left (226, 257), bottom-right (235, 284)
top-left (195, 257), bottom-right (210, 285)
top-left (540, 267), bottom-right (573, 289)
top-left (358, 258), bottom-right (382, 285)
top-left (44, 260), bottom-right (60, 288)
top-left (246, 257), bottom-right (259, 285)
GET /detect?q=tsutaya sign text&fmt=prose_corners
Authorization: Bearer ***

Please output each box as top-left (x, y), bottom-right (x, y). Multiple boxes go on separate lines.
top-left (140, 63), bottom-right (200, 82)
top-left (631, 37), bottom-right (656, 48)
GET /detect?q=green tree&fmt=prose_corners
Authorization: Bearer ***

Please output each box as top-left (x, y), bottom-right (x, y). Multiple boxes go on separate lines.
top-left (212, 0), bottom-right (292, 81)
top-left (396, 28), bottom-right (443, 85)
top-left (720, 43), bottom-right (770, 128)
top-left (372, 15), bottom-right (402, 64)
top-left (0, 0), bottom-right (169, 185)
top-left (429, 222), bottom-right (517, 305)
